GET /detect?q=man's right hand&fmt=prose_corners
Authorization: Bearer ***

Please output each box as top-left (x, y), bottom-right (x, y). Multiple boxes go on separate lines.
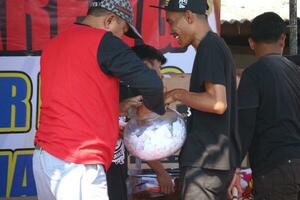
top-left (136, 105), bottom-right (160, 121)
top-left (119, 95), bottom-right (143, 116)
top-left (227, 168), bottom-right (243, 200)
top-left (157, 170), bottom-right (175, 194)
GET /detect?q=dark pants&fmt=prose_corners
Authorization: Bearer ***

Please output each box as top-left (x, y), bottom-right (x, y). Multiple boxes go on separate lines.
top-left (253, 159), bottom-right (300, 200)
top-left (180, 166), bottom-right (234, 200)
top-left (107, 162), bottom-right (128, 200)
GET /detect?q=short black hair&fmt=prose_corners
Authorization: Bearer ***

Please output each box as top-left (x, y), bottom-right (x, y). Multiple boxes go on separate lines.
top-left (131, 45), bottom-right (167, 65)
top-left (87, 7), bottom-right (110, 17)
top-left (250, 12), bottom-right (287, 43)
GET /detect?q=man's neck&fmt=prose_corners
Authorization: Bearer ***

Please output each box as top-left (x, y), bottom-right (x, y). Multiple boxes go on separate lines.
top-left (191, 21), bottom-right (211, 49)
top-left (81, 16), bottom-right (105, 30)
top-left (255, 43), bottom-right (283, 59)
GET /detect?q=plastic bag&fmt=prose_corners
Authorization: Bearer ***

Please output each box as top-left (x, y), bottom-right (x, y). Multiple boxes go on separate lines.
top-left (124, 108), bottom-right (186, 161)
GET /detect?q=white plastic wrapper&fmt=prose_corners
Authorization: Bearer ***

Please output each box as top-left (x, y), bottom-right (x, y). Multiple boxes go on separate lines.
top-left (124, 108), bottom-right (186, 161)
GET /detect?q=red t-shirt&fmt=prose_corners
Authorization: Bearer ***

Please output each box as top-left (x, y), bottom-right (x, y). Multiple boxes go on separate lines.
top-left (35, 24), bottom-right (119, 171)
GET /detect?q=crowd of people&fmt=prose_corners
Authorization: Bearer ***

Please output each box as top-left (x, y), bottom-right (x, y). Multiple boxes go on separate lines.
top-left (32, 0), bottom-right (300, 199)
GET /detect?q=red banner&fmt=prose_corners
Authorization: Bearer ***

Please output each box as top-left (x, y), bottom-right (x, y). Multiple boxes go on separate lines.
top-left (0, 0), bottom-right (220, 53)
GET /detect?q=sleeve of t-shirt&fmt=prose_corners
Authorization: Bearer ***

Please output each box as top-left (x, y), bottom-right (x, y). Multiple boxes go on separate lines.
top-left (97, 32), bottom-right (165, 115)
top-left (238, 69), bottom-right (259, 109)
top-left (198, 42), bottom-right (226, 86)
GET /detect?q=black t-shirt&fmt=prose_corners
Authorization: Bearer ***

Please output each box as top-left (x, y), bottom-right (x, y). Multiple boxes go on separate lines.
top-left (179, 31), bottom-right (238, 170)
top-left (238, 54), bottom-right (300, 176)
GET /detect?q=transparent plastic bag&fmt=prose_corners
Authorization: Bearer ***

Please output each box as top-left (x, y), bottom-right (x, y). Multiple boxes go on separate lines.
top-left (124, 108), bottom-right (187, 161)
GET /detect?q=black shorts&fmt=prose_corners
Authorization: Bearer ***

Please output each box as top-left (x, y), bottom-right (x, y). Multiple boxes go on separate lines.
top-left (180, 166), bottom-right (234, 200)
top-left (253, 159), bottom-right (300, 200)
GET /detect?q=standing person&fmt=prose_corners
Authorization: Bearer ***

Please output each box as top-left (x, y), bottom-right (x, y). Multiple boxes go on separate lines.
top-left (151, 0), bottom-right (239, 199)
top-left (32, 1), bottom-right (165, 199)
top-left (107, 44), bottom-right (175, 200)
top-left (236, 12), bottom-right (300, 200)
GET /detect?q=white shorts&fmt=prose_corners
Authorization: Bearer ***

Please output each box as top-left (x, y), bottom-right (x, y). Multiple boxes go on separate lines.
top-left (32, 149), bottom-right (108, 200)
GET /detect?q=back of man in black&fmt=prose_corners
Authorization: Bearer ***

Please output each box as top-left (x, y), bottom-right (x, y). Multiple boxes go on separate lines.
top-left (237, 12), bottom-right (300, 200)
top-left (239, 55), bottom-right (300, 175)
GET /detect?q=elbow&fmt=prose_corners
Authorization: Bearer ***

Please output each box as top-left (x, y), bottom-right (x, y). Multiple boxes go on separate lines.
top-left (212, 101), bottom-right (227, 115)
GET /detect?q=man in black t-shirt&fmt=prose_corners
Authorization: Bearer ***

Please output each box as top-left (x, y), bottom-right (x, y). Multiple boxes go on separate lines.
top-left (107, 44), bottom-right (174, 200)
top-left (152, 0), bottom-right (239, 199)
top-left (237, 12), bottom-right (300, 200)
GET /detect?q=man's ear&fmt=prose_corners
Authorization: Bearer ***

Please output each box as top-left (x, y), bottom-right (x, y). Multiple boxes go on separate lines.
top-left (103, 14), bottom-right (116, 29)
top-left (184, 10), bottom-right (194, 24)
top-left (143, 60), bottom-right (151, 68)
top-left (248, 37), bottom-right (255, 50)
top-left (278, 33), bottom-right (286, 48)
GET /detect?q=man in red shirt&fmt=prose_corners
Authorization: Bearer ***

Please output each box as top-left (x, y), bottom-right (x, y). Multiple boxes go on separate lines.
top-left (33, 1), bottom-right (165, 199)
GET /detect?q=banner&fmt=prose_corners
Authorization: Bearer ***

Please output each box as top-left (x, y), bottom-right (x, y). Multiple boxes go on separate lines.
top-left (0, 0), bottom-right (220, 197)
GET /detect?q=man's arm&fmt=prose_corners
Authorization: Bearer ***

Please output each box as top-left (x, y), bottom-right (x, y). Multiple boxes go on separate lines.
top-left (147, 160), bottom-right (174, 194)
top-left (167, 37), bottom-right (230, 115)
top-left (237, 69), bottom-right (259, 162)
top-left (98, 32), bottom-right (165, 115)
top-left (227, 107), bottom-right (256, 199)
top-left (238, 108), bottom-right (257, 162)
top-left (165, 81), bottom-right (227, 115)
top-left (227, 69), bottom-right (259, 199)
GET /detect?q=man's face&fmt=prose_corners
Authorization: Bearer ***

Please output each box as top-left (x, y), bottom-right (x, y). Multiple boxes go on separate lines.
top-left (109, 16), bottom-right (129, 39)
top-left (144, 59), bottom-right (162, 79)
top-left (166, 11), bottom-right (192, 47)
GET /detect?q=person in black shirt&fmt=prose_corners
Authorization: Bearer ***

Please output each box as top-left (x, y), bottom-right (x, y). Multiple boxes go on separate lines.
top-left (237, 12), bottom-right (300, 200)
top-left (152, 0), bottom-right (239, 199)
top-left (107, 44), bottom-right (175, 200)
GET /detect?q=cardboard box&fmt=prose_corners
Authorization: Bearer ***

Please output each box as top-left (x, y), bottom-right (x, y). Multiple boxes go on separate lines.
top-left (163, 73), bottom-right (191, 110)
top-left (163, 73), bottom-right (191, 91)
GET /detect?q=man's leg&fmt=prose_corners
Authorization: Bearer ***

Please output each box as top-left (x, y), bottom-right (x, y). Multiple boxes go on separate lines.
top-left (107, 163), bottom-right (128, 200)
top-left (33, 149), bottom-right (108, 200)
top-left (254, 160), bottom-right (300, 200)
top-left (293, 159), bottom-right (300, 200)
top-left (180, 166), bottom-right (234, 200)
top-left (80, 164), bottom-right (108, 200)
top-left (32, 149), bottom-right (56, 200)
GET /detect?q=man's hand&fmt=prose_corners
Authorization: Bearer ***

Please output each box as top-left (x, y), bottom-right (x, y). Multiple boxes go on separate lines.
top-left (227, 168), bottom-right (243, 200)
top-left (118, 123), bottom-right (126, 139)
top-left (118, 116), bottom-right (127, 139)
top-left (156, 171), bottom-right (175, 194)
top-left (164, 89), bottom-right (187, 105)
top-left (119, 95), bottom-right (143, 116)
top-left (146, 160), bottom-right (175, 194)
top-left (136, 105), bottom-right (159, 121)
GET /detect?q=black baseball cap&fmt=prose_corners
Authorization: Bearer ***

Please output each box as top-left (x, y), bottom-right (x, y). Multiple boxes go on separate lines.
top-left (90, 0), bottom-right (142, 39)
top-left (150, 0), bottom-right (209, 15)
